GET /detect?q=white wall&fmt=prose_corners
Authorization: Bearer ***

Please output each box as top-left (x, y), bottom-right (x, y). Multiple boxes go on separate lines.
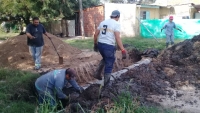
top-left (104, 3), bottom-right (137, 37)
top-left (67, 20), bottom-right (75, 37)
top-left (174, 5), bottom-right (190, 19)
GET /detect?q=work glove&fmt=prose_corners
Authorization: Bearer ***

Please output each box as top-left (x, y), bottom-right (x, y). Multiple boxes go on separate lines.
top-left (121, 49), bottom-right (127, 59)
top-left (94, 43), bottom-right (98, 52)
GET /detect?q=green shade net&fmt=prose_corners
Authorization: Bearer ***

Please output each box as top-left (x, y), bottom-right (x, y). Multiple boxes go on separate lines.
top-left (140, 19), bottom-right (200, 39)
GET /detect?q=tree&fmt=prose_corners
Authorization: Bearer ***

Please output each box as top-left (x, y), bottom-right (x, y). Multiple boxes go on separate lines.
top-left (82, 0), bottom-right (100, 8)
top-left (108, 0), bottom-right (156, 4)
top-left (0, 0), bottom-right (43, 25)
top-left (79, 0), bottom-right (85, 39)
top-left (137, 0), bottom-right (156, 4)
top-left (0, 0), bottom-right (100, 25)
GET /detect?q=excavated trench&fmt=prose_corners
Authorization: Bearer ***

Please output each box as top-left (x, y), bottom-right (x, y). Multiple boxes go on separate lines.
top-left (62, 35), bottom-right (200, 113)
top-left (9, 47), bottom-right (144, 104)
top-left (7, 34), bottom-right (200, 113)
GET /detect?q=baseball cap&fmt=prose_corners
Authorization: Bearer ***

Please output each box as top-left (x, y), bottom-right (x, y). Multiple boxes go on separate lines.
top-left (111, 10), bottom-right (120, 17)
top-left (169, 16), bottom-right (173, 19)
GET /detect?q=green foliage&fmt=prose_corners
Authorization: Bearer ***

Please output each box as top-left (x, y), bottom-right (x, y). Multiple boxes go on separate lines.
top-left (0, 68), bottom-right (68, 113)
top-left (0, 0), bottom-right (42, 25)
top-left (36, 100), bottom-right (65, 113)
top-left (82, 0), bottom-right (100, 9)
top-left (0, 0), bottom-right (100, 25)
top-left (0, 68), bottom-right (39, 113)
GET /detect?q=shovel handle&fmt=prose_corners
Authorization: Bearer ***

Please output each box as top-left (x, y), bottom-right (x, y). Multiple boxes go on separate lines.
top-left (49, 38), bottom-right (60, 57)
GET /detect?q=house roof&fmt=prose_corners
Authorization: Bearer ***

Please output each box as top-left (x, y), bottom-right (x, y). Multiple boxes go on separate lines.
top-left (137, 4), bottom-right (160, 8)
top-left (152, 0), bottom-right (200, 6)
top-left (192, 3), bottom-right (200, 11)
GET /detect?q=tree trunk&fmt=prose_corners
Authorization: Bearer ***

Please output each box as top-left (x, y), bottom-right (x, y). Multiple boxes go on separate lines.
top-left (79, 0), bottom-right (85, 39)
top-left (21, 16), bottom-right (31, 26)
top-left (65, 20), bottom-right (69, 37)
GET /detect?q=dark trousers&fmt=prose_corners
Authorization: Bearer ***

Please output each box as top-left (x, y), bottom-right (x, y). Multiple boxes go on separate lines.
top-left (98, 42), bottom-right (116, 74)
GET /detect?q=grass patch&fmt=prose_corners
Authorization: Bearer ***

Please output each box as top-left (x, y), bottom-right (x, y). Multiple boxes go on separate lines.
top-left (0, 68), bottom-right (66, 113)
top-left (0, 67), bottom-right (176, 113)
top-left (104, 92), bottom-right (176, 113)
top-left (65, 38), bottom-right (93, 50)
top-left (0, 101), bottom-right (36, 113)
top-left (0, 68), bottom-right (39, 113)
top-left (0, 31), bottom-right (18, 40)
top-left (65, 36), bottom-right (184, 51)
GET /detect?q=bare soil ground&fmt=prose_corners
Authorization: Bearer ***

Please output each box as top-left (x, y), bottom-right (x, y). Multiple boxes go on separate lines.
top-left (0, 33), bottom-right (139, 84)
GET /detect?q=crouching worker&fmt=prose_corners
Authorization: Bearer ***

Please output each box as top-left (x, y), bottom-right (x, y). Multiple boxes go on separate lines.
top-left (35, 68), bottom-right (84, 108)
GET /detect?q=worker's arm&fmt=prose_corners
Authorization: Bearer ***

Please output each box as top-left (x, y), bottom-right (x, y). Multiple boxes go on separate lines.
top-left (176, 28), bottom-right (182, 32)
top-left (161, 24), bottom-right (166, 32)
top-left (42, 24), bottom-right (50, 38)
top-left (114, 23), bottom-right (125, 51)
top-left (174, 23), bottom-right (182, 32)
top-left (26, 25), bottom-right (34, 39)
top-left (54, 74), bottom-right (68, 99)
top-left (114, 31), bottom-right (125, 51)
top-left (94, 23), bottom-right (102, 45)
top-left (94, 29), bottom-right (100, 44)
top-left (68, 79), bottom-right (83, 93)
top-left (114, 23), bottom-right (126, 59)
top-left (26, 33), bottom-right (35, 39)
top-left (93, 29), bottom-right (100, 52)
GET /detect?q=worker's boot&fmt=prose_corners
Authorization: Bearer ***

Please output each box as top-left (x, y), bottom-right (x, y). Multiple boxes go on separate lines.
top-left (104, 73), bottom-right (111, 87)
top-left (93, 60), bottom-right (105, 80)
top-left (171, 42), bottom-right (174, 45)
top-left (166, 43), bottom-right (169, 48)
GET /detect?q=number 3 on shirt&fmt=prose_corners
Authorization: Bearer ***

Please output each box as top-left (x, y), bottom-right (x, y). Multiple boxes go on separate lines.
top-left (102, 25), bottom-right (107, 35)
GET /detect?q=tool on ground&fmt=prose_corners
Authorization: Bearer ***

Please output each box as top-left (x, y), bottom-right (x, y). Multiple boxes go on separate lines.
top-left (49, 37), bottom-right (63, 64)
top-left (136, 17), bottom-right (159, 43)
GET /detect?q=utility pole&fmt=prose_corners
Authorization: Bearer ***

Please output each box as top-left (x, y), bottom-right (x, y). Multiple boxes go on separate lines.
top-left (79, 0), bottom-right (85, 39)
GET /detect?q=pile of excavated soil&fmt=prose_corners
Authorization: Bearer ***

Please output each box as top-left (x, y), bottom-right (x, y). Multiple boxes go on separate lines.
top-left (61, 35), bottom-right (200, 113)
top-left (0, 33), bottom-right (81, 69)
top-left (0, 33), bottom-right (139, 84)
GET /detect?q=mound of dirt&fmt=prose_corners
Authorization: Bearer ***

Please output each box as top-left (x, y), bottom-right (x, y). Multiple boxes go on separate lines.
top-left (157, 35), bottom-right (200, 87)
top-left (0, 33), bottom-right (81, 68)
top-left (0, 33), bottom-right (140, 84)
top-left (61, 34), bottom-right (200, 113)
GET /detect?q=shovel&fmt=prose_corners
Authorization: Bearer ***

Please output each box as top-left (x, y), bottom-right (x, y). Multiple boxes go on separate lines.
top-left (49, 38), bottom-right (63, 64)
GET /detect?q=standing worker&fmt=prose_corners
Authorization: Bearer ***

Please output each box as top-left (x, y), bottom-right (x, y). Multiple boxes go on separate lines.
top-left (161, 16), bottom-right (182, 48)
top-left (35, 68), bottom-right (84, 107)
top-left (93, 10), bottom-right (127, 86)
top-left (26, 17), bottom-right (49, 70)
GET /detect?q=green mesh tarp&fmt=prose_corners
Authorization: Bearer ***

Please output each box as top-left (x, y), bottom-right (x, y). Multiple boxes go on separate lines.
top-left (140, 19), bottom-right (200, 39)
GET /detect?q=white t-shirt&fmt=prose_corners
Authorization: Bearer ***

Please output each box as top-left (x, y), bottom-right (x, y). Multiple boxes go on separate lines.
top-left (97, 19), bottom-right (120, 46)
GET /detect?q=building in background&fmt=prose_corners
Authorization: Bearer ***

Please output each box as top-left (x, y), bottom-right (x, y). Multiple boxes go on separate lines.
top-left (152, 0), bottom-right (200, 19)
top-left (46, 1), bottom-right (200, 38)
top-left (76, 3), bottom-right (137, 37)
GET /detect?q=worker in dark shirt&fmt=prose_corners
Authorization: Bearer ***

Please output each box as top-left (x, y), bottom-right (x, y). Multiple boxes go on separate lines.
top-left (26, 17), bottom-right (49, 70)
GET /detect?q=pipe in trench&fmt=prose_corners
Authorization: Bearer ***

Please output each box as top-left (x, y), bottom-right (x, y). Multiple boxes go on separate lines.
top-left (81, 58), bottom-right (152, 89)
